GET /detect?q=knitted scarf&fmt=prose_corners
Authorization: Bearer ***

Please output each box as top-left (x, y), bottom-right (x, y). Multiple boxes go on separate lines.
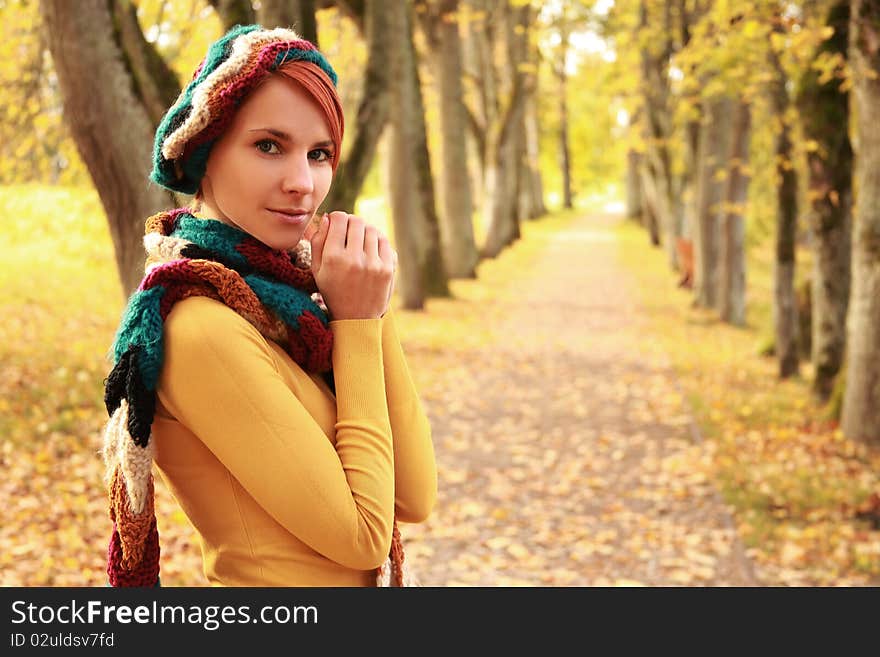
top-left (101, 208), bottom-right (410, 586)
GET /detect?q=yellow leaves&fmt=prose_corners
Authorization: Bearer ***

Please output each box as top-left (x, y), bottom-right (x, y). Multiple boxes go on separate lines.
top-left (614, 579), bottom-right (646, 587)
top-left (780, 541), bottom-right (806, 566)
top-left (506, 543), bottom-right (530, 559)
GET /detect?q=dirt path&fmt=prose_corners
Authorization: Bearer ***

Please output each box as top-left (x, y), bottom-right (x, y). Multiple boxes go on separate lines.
top-left (401, 212), bottom-right (759, 586)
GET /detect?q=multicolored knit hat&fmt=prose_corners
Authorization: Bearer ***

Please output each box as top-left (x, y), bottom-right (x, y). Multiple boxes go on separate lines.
top-left (150, 24), bottom-right (339, 195)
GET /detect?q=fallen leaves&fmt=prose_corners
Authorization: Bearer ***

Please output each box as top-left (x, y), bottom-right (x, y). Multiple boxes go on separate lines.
top-left (3, 186), bottom-right (878, 587)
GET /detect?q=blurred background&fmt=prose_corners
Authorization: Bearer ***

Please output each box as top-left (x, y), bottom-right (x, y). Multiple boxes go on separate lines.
top-left (1, 0), bottom-right (878, 586)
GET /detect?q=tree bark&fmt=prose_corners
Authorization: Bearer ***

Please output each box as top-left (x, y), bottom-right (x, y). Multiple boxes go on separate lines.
top-left (693, 94), bottom-right (731, 309)
top-left (639, 0), bottom-right (677, 268)
top-left (796, 0), bottom-right (853, 401)
top-left (677, 0), bottom-right (702, 242)
top-left (842, 0), bottom-right (880, 445)
top-left (717, 100), bottom-right (750, 326)
top-left (257, 0), bottom-right (319, 44)
top-left (769, 38), bottom-right (800, 379)
top-left (481, 0), bottom-right (528, 258)
top-left (522, 93), bottom-right (546, 219)
top-left (626, 147), bottom-right (643, 221)
top-left (427, 0), bottom-right (479, 278)
top-left (514, 9), bottom-right (544, 223)
top-left (558, 47), bottom-right (573, 210)
top-left (386, 0), bottom-right (449, 309)
top-left (638, 164), bottom-right (662, 246)
top-left (323, 0), bottom-right (390, 213)
top-left (206, 0), bottom-right (255, 32)
top-left (40, 0), bottom-right (177, 299)
top-left (112, 0), bottom-right (180, 127)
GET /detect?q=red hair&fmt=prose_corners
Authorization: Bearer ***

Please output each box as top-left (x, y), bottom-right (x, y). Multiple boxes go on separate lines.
top-left (274, 60), bottom-right (345, 173)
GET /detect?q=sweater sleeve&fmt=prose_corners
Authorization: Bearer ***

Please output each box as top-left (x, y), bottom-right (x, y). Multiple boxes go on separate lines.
top-left (381, 307), bottom-right (438, 523)
top-left (156, 297), bottom-right (394, 570)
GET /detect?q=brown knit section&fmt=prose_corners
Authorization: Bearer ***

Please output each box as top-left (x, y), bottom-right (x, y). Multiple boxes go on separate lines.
top-left (109, 466), bottom-right (155, 571)
top-left (390, 521), bottom-right (405, 587)
top-left (144, 210), bottom-right (177, 237)
top-left (185, 260), bottom-right (283, 338)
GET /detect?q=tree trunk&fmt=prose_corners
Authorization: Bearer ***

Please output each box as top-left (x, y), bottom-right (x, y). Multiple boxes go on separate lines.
top-left (522, 93), bottom-right (546, 219)
top-left (718, 100), bottom-right (750, 326)
top-left (323, 0), bottom-right (391, 213)
top-left (558, 58), bottom-right (573, 210)
top-left (796, 0), bottom-right (853, 401)
top-left (842, 0), bottom-right (880, 445)
top-left (693, 94), bottom-right (731, 309)
top-left (40, 0), bottom-right (177, 299)
top-left (257, 0), bottom-right (319, 44)
top-left (386, 0), bottom-right (449, 309)
top-left (639, 0), bottom-right (677, 269)
top-left (769, 40), bottom-right (800, 379)
top-left (433, 0), bottom-right (479, 278)
top-left (557, 11), bottom-right (573, 210)
top-left (112, 0), bottom-right (180, 127)
top-left (638, 164), bottom-right (662, 246)
top-left (680, 113), bottom-right (700, 238)
top-left (206, 0), bottom-right (255, 32)
top-left (626, 149), bottom-right (643, 221)
top-left (481, 0), bottom-right (528, 257)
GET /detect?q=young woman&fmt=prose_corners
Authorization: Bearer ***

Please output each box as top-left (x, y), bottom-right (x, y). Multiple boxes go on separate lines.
top-left (101, 25), bottom-right (437, 587)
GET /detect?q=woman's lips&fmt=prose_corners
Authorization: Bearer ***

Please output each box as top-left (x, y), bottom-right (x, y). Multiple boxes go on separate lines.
top-left (268, 209), bottom-right (310, 225)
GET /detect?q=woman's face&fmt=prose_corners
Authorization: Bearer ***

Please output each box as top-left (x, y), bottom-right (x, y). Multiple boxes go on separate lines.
top-left (199, 74), bottom-right (335, 251)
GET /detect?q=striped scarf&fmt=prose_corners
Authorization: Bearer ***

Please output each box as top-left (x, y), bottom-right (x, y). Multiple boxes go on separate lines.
top-left (101, 208), bottom-right (411, 586)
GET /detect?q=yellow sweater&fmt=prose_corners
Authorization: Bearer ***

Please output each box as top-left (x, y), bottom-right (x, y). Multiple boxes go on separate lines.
top-left (150, 296), bottom-right (437, 586)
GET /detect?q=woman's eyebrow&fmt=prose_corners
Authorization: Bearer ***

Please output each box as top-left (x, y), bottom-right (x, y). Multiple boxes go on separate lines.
top-left (248, 128), bottom-right (333, 148)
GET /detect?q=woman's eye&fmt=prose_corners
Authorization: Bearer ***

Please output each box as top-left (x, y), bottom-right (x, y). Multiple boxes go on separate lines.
top-left (308, 148), bottom-right (332, 162)
top-left (255, 139), bottom-right (281, 154)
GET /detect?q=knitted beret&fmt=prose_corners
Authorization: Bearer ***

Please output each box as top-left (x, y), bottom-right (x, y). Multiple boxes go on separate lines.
top-left (150, 24), bottom-right (339, 195)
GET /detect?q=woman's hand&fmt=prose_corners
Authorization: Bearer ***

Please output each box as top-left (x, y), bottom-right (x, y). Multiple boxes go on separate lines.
top-left (308, 211), bottom-right (397, 321)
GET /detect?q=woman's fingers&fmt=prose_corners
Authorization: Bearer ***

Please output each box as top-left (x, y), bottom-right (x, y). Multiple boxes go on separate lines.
top-left (308, 213), bottom-right (330, 272)
top-left (364, 224), bottom-right (379, 263)
top-left (325, 211), bottom-right (350, 255)
top-left (378, 234), bottom-right (394, 269)
top-left (344, 214), bottom-right (365, 254)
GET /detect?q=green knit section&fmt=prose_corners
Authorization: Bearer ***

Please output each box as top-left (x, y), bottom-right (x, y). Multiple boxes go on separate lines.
top-left (173, 215), bottom-right (250, 267)
top-left (245, 274), bottom-right (328, 329)
top-left (111, 285), bottom-right (166, 390)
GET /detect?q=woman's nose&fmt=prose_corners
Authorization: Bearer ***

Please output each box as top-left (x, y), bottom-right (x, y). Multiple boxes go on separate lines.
top-left (282, 156), bottom-right (314, 195)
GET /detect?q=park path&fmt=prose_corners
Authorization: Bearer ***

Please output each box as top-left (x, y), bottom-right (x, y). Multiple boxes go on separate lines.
top-left (401, 211), bottom-right (759, 586)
